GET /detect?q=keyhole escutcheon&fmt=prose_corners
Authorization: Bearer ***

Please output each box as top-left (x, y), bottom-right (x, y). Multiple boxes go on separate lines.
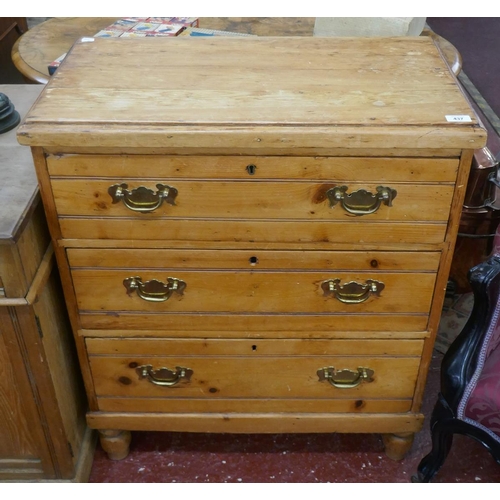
top-left (246, 164), bottom-right (257, 175)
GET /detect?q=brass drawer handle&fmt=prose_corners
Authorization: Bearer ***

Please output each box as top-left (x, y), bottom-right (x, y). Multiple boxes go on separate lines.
top-left (136, 365), bottom-right (193, 387)
top-left (317, 366), bottom-right (374, 389)
top-left (321, 279), bottom-right (384, 304)
top-left (108, 183), bottom-right (178, 213)
top-left (325, 185), bottom-right (397, 215)
top-left (123, 276), bottom-right (186, 302)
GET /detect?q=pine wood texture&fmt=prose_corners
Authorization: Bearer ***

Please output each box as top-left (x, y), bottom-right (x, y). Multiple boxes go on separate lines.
top-left (16, 38), bottom-right (485, 461)
top-left (97, 398), bottom-right (414, 415)
top-left (85, 338), bottom-right (424, 356)
top-left (78, 315), bottom-right (430, 338)
top-left (51, 178), bottom-right (454, 221)
top-left (11, 18), bottom-right (314, 85)
top-left (89, 355), bottom-right (420, 400)
top-left (45, 146), bottom-right (465, 158)
top-left (11, 18), bottom-right (460, 86)
top-left (67, 248), bottom-right (441, 271)
top-left (382, 432), bottom-right (416, 461)
top-left (87, 338), bottom-right (422, 413)
top-left (17, 37), bottom-right (485, 151)
top-left (97, 430), bottom-right (130, 461)
top-left (59, 218), bottom-right (448, 245)
top-left (71, 269), bottom-right (436, 314)
top-left (46, 155), bottom-right (460, 182)
top-left (87, 412), bottom-right (425, 435)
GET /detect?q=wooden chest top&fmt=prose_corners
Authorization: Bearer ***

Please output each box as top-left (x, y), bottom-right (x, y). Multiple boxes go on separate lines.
top-left (17, 36), bottom-right (486, 150)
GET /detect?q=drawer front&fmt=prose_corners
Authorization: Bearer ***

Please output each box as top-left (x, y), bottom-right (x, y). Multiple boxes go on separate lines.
top-left (59, 219), bottom-right (447, 245)
top-left (71, 249), bottom-right (436, 333)
top-left (50, 155), bottom-right (456, 244)
top-left (79, 313), bottom-right (430, 336)
top-left (79, 311), bottom-right (429, 338)
top-left (87, 338), bottom-right (422, 412)
top-left (51, 178), bottom-right (454, 222)
top-left (71, 269), bottom-right (436, 314)
top-left (46, 155), bottom-right (460, 182)
top-left (67, 248), bottom-right (441, 272)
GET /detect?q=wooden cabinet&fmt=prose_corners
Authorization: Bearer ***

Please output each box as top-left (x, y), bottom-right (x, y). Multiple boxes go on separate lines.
top-left (17, 37), bottom-right (486, 462)
top-left (0, 18), bottom-right (29, 83)
top-left (0, 85), bottom-right (94, 481)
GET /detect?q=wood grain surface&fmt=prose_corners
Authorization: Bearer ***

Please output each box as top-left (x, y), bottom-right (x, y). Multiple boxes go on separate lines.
top-left (12, 18), bottom-right (461, 85)
top-left (17, 37), bottom-right (485, 150)
top-left (46, 155), bottom-right (460, 182)
top-left (67, 248), bottom-right (441, 271)
top-left (71, 269), bottom-right (436, 314)
top-left (51, 178), bottom-right (454, 221)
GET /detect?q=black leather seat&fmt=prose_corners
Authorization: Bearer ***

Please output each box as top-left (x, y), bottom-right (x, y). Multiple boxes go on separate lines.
top-left (413, 254), bottom-right (500, 482)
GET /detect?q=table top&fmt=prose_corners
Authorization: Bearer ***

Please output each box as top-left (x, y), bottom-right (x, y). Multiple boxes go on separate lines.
top-left (18, 36), bottom-right (483, 152)
top-left (0, 85), bottom-right (43, 241)
top-left (12, 17), bottom-right (461, 85)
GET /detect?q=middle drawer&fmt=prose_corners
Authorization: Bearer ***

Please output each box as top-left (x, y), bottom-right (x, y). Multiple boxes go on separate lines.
top-left (68, 248), bottom-right (438, 316)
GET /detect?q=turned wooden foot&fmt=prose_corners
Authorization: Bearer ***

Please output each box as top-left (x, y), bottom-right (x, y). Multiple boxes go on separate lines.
top-left (381, 432), bottom-right (415, 461)
top-left (98, 429), bottom-right (132, 460)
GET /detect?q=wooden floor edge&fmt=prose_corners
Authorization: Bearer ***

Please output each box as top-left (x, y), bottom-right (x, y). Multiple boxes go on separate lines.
top-left (86, 412), bottom-right (425, 434)
top-left (69, 427), bottom-right (98, 483)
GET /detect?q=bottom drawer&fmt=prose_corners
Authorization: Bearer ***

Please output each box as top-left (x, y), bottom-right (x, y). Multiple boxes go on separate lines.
top-left (87, 338), bottom-right (422, 413)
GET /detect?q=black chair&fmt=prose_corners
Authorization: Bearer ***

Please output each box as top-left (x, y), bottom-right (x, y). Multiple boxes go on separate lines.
top-left (413, 254), bottom-right (500, 482)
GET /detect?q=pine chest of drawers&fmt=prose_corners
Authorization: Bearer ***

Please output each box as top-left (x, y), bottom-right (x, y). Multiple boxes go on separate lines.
top-left (18, 36), bottom-right (486, 461)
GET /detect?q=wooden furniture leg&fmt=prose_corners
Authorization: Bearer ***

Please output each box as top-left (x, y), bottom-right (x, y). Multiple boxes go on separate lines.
top-left (98, 430), bottom-right (131, 460)
top-left (382, 432), bottom-right (415, 460)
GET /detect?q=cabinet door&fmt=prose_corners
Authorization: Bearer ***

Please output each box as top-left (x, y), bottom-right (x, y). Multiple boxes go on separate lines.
top-left (0, 18), bottom-right (28, 83)
top-left (0, 308), bottom-right (55, 480)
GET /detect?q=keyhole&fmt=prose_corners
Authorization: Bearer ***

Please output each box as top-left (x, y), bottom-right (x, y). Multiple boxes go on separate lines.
top-left (246, 164), bottom-right (257, 175)
top-left (252, 345), bottom-right (257, 351)
top-left (249, 256), bottom-right (259, 266)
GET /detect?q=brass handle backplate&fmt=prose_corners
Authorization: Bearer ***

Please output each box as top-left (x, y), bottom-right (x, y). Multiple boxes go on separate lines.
top-left (317, 366), bottom-right (375, 389)
top-left (326, 185), bottom-right (397, 215)
top-left (136, 365), bottom-right (193, 387)
top-left (123, 276), bottom-right (186, 302)
top-left (108, 183), bottom-right (178, 213)
top-left (321, 279), bottom-right (384, 304)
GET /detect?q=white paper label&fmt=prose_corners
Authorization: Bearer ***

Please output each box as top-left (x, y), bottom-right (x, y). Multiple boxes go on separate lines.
top-left (445, 115), bottom-right (472, 122)
top-left (81, 37), bottom-right (95, 43)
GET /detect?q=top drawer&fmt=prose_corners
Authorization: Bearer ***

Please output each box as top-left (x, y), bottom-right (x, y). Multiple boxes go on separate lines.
top-left (47, 155), bottom-right (459, 182)
top-left (48, 155), bottom-right (456, 223)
